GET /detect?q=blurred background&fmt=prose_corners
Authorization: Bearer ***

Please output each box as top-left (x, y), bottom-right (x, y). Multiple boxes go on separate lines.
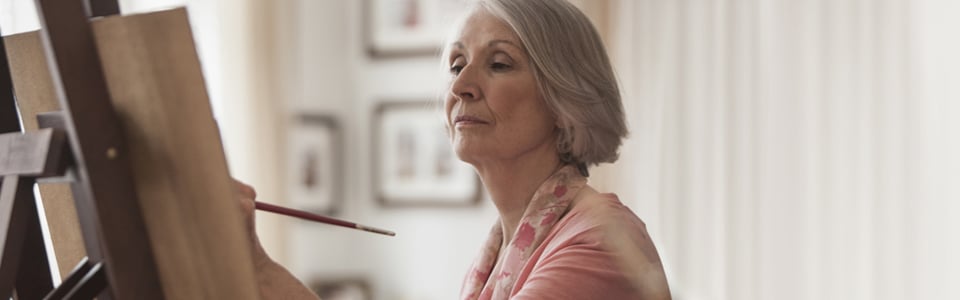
top-left (3, 0), bottom-right (959, 299)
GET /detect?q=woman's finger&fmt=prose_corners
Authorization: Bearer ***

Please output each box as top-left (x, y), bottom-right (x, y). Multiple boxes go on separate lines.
top-left (233, 179), bottom-right (257, 200)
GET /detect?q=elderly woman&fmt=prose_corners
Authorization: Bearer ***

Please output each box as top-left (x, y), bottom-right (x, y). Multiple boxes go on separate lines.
top-left (237, 0), bottom-right (670, 299)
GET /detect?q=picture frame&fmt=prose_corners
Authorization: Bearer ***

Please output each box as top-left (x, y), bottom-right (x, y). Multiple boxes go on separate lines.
top-left (373, 101), bottom-right (481, 207)
top-left (310, 277), bottom-right (372, 300)
top-left (364, 0), bottom-right (472, 57)
top-left (286, 114), bottom-right (342, 215)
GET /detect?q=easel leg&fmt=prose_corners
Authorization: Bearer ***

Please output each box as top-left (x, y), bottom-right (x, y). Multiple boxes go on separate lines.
top-left (43, 257), bottom-right (91, 300)
top-left (15, 185), bottom-right (54, 299)
top-left (0, 21), bottom-right (20, 133)
top-left (0, 175), bottom-right (26, 299)
top-left (0, 175), bottom-right (53, 299)
top-left (62, 262), bottom-right (105, 299)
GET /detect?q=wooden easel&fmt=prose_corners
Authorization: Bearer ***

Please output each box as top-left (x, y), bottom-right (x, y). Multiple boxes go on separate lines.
top-left (1, 0), bottom-right (259, 299)
top-left (0, 0), bottom-right (163, 299)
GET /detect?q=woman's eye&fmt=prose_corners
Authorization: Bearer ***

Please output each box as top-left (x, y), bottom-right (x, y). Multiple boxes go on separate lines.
top-left (491, 62), bottom-right (511, 71)
top-left (450, 65), bottom-right (464, 75)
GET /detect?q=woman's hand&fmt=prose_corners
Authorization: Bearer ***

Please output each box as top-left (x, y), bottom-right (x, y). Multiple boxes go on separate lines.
top-left (232, 179), bottom-right (322, 299)
top-left (232, 179), bottom-right (271, 269)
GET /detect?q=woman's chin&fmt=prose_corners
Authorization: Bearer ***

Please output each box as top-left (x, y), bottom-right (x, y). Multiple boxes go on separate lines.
top-left (453, 146), bottom-right (482, 166)
top-left (453, 151), bottom-right (476, 165)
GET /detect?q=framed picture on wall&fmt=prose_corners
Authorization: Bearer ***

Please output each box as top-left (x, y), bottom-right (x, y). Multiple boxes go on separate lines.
top-left (286, 114), bottom-right (342, 214)
top-left (373, 101), bottom-right (481, 206)
top-left (364, 0), bottom-right (472, 57)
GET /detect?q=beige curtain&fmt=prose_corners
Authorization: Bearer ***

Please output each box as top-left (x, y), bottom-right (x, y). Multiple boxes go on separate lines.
top-left (610, 0), bottom-right (960, 299)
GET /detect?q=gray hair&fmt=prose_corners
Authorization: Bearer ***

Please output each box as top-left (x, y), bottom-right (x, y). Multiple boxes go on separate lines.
top-left (473, 0), bottom-right (628, 168)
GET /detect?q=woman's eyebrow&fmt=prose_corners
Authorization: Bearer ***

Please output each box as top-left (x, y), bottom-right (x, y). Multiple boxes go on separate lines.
top-left (449, 39), bottom-right (524, 54)
top-left (488, 39), bottom-right (522, 50)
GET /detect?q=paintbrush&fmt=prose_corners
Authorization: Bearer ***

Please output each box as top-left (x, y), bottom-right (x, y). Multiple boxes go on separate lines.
top-left (255, 201), bottom-right (395, 237)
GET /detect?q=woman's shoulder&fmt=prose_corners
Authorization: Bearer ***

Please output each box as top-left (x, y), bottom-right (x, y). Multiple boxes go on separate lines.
top-left (560, 187), bottom-right (649, 235)
top-left (539, 186), bottom-right (654, 253)
top-left (529, 187), bottom-right (671, 298)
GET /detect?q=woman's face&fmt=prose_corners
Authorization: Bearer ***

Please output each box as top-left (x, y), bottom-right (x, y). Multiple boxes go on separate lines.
top-left (445, 10), bottom-right (558, 167)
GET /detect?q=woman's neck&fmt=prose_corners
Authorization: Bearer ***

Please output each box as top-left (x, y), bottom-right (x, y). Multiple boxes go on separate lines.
top-left (473, 152), bottom-right (562, 245)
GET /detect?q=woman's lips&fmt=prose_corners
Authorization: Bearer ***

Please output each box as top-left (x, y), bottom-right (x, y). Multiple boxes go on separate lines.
top-left (454, 115), bottom-right (489, 125)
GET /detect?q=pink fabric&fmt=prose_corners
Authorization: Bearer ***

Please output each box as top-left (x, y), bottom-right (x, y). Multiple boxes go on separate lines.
top-left (460, 166), bottom-right (666, 300)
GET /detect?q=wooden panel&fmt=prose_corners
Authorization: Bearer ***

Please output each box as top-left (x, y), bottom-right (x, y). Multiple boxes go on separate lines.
top-left (3, 32), bottom-right (60, 128)
top-left (37, 183), bottom-right (86, 278)
top-left (88, 7), bottom-right (260, 299)
top-left (3, 30), bottom-right (87, 280)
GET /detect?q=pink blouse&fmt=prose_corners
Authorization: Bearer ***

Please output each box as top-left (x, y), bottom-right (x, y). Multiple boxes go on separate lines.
top-left (460, 166), bottom-right (670, 300)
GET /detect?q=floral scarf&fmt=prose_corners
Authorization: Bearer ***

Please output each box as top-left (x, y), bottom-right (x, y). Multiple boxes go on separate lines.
top-left (460, 165), bottom-right (587, 300)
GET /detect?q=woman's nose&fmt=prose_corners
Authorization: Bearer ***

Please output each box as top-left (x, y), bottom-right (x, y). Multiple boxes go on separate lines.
top-left (450, 65), bottom-right (481, 101)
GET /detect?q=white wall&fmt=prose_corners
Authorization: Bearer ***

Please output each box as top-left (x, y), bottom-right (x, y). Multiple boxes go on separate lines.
top-left (279, 1), bottom-right (499, 300)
